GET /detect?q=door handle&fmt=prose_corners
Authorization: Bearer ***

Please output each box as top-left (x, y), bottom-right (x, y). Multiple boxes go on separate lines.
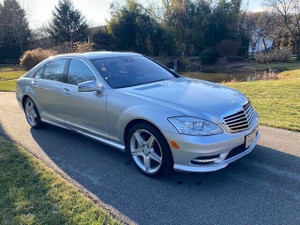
top-left (31, 80), bottom-right (37, 86)
top-left (63, 88), bottom-right (71, 95)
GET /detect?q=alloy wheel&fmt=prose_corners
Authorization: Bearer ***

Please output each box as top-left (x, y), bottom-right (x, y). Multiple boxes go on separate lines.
top-left (25, 99), bottom-right (38, 126)
top-left (130, 129), bottom-right (163, 174)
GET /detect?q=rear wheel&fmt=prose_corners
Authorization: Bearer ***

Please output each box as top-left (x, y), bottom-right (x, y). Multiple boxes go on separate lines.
top-left (24, 97), bottom-right (44, 129)
top-left (127, 123), bottom-right (173, 177)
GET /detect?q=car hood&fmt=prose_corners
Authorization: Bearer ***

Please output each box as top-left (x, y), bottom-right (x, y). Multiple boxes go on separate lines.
top-left (121, 77), bottom-right (248, 123)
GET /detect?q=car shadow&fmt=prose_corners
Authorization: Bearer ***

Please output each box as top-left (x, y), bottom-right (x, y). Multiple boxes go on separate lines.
top-left (6, 123), bottom-right (300, 225)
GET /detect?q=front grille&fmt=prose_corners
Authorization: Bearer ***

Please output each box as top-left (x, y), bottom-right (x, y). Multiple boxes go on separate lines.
top-left (223, 102), bottom-right (254, 133)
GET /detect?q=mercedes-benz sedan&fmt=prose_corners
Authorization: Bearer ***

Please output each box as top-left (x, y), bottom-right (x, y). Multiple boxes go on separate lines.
top-left (16, 52), bottom-right (259, 177)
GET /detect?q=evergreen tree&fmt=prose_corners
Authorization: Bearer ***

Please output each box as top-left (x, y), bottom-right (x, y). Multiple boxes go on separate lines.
top-left (0, 3), bottom-right (3, 45)
top-left (108, 0), bottom-right (163, 55)
top-left (91, 28), bottom-right (116, 51)
top-left (0, 0), bottom-right (30, 58)
top-left (48, 0), bottom-right (88, 43)
top-left (107, 0), bottom-right (247, 57)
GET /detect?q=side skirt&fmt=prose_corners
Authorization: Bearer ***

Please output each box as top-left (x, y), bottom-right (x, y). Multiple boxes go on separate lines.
top-left (41, 119), bottom-right (126, 152)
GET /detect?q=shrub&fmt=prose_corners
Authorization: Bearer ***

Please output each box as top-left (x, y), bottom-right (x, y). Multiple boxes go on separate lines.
top-left (255, 49), bottom-right (292, 64)
top-left (200, 48), bottom-right (219, 64)
top-left (254, 69), bottom-right (278, 80)
top-left (53, 42), bottom-right (94, 54)
top-left (20, 48), bottom-right (57, 70)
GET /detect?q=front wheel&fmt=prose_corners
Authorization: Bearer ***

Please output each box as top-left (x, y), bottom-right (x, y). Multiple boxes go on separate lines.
top-left (127, 123), bottom-right (173, 177)
top-left (24, 97), bottom-right (44, 129)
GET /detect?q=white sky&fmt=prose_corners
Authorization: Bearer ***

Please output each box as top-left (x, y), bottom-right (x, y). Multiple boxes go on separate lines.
top-left (1, 0), bottom-right (265, 29)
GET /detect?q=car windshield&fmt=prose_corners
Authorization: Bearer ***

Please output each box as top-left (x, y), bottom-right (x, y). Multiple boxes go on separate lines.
top-left (92, 55), bottom-right (177, 88)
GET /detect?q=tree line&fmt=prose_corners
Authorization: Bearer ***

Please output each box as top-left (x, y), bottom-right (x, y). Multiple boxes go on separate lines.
top-left (0, 0), bottom-right (299, 62)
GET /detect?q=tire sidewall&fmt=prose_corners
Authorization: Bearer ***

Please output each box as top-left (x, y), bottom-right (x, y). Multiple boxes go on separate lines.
top-left (126, 122), bottom-right (173, 177)
top-left (24, 97), bottom-right (43, 129)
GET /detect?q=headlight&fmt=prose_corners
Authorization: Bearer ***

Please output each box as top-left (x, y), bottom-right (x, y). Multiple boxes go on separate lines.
top-left (168, 117), bottom-right (223, 136)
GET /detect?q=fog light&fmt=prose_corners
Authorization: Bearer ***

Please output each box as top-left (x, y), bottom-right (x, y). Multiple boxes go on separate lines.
top-left (190, 155), bottom-right (220, 164)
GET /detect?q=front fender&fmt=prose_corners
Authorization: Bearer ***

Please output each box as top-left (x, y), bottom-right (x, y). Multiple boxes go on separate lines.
top-left (115, 104), bottom-right (182, 145)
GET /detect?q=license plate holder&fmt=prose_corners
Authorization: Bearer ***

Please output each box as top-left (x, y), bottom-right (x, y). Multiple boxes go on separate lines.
top-left (245, 129), bottom-right (257, 149)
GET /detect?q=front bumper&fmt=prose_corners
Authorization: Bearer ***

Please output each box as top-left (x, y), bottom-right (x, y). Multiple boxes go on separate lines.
top-left (163, 112), bottom-right (260, 172)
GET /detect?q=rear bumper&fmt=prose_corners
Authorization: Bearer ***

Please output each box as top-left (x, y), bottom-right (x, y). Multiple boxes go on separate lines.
top-left (163, 112), bottom-right (260, 172)
top-left (16, 86), bottom-right (24, 110)
top-left (16, 84), bottom-right (24, 110)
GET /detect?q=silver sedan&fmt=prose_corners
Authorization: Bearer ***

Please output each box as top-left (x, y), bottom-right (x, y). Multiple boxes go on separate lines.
top-left (16, 52), bottom-right (260, 177)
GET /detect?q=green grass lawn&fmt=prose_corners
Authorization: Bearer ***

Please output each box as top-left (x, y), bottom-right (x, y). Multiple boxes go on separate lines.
top-left (0, 70), bottom-right (26, 91)
top-left (278, 69), bottom-right (300, 79)
top-left (0, 65), bottom-right (14, 72)
top-left (226, 70), bottom-right (300, 131)
top-left (0, 136), bottom-right (121, 225)
top-left (0, 80), bottom-right (17, 92)
top-left (0, 71), bottom-right (26, 80)
top-left (181, 72), bottom-right (244, 83)
top-left (244, 61), bottom-right (300, 71)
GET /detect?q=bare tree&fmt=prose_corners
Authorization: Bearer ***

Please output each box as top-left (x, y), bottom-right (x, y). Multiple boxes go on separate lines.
top-left (265, 0), bottom-right (300, 59)
top-left (259, 12), bottom-right (286, 50)
top-left (244, 13), bottom-right (265, 56)
top-left (244, 10), bottom-right (287, 57)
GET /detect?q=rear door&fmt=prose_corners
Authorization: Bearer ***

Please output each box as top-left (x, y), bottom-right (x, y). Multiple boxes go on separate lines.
top-left (31, 58), bottom-right (68, 125)
top-left (61, 58), bottom-right (109, 138)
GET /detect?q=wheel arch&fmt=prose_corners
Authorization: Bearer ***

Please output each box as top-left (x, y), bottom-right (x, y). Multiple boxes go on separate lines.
top-left (124, 119), bottom-right (173, 157)
top-left (21, 94), bottom-right (42, 115)
top-left (22, 95), bottom-right (31, 109)
top-left (124, 119), bottom-right (152, 146)
top-left (124, 118), bottom-right (175, 176)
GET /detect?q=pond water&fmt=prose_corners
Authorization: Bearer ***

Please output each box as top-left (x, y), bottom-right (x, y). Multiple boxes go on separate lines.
top-left (181, 72), bottom-right (256, 83)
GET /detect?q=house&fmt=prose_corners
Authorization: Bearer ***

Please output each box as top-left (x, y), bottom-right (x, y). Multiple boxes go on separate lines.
top-left (248, 33), bottom-right (274, 55)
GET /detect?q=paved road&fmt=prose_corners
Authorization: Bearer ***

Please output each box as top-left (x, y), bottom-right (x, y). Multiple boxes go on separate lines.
top-left (1, 92), bottom-right (300, 225)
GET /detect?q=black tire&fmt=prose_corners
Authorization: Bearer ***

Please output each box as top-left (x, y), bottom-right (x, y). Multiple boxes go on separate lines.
top-left (126, 122), bottom-right (173, 177)
top-left (24, 97), bottom-right (44, 129)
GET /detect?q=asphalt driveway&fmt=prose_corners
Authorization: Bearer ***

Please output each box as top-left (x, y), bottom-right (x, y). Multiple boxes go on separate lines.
top-left (0, 92), bottom-right (299, 225)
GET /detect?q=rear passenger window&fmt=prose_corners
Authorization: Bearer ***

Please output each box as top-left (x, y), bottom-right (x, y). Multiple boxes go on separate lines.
top-left (43, 59), bottom-right (67, 82)
top-left (34, 66), bottom-right (44, 78)
top-left (67, 59), bottom-right (96, 86)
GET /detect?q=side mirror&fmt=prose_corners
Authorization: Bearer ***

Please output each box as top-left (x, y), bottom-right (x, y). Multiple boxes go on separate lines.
top-left (78, 80), bottom-right (104, 93)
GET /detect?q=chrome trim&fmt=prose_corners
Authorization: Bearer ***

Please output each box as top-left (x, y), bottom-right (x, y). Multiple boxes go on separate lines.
top-left (226, 117), bottom-right (247, 125)
top-left (42, 119), bottom-right (71, 130)
top-left (222, 102), bottom-right (254, 133)
top-left (75, 129), bottom-right (125, 151)
top-left (224, 112), bottom-right (245, 121)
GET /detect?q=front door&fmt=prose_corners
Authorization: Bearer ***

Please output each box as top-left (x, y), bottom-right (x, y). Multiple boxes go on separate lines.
top-left (61, 58), bottom-right (109, 138)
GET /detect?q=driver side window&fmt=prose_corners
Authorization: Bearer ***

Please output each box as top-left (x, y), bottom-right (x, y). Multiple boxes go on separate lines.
top-left (67, 59), bottom-right (96, 86)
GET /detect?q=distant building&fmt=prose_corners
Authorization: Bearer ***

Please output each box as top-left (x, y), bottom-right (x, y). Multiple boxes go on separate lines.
top-left (248, 33), bottom-right (274, 55)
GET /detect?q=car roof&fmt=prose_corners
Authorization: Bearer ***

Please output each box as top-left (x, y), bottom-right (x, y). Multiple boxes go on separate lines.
top-left (52, 51), bottom-right (142, 60)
